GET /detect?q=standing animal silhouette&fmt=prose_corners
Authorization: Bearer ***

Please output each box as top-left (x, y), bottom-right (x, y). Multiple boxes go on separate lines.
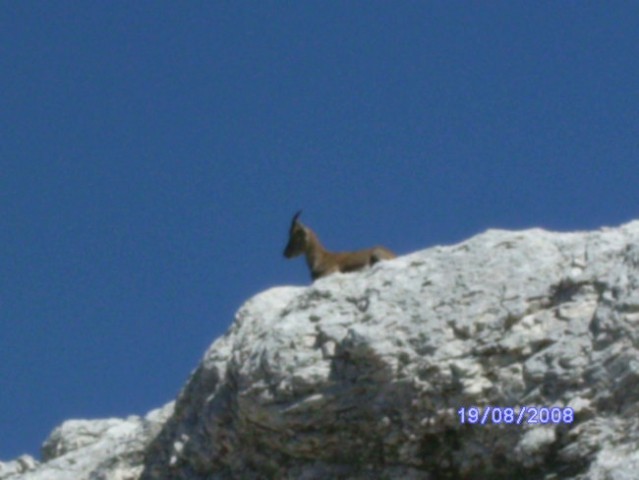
top-left (283, 211), bottom-right (396, 280)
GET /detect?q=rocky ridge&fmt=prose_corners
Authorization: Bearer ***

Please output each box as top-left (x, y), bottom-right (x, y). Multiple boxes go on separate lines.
top-left (3, 221), bottom-right (639, 479)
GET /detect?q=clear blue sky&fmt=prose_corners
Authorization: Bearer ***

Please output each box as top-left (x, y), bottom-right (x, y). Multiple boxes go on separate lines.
top-left (2, 2), bottom-right (638, 460)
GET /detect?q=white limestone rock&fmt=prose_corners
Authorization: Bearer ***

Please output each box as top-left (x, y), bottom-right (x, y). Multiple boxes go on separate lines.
top-left (139, 219), bottom-right (639, 479)
top-left (0, 455), bottom-right (38, 478)
top-left (6, 220), bottom-right (639, 479)
top-left (1, 404), bottom-right (173, 480)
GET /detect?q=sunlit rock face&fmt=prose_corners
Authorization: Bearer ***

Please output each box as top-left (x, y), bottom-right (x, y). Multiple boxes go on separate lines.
top-left (1, 405), bottom-right (173, 480)
top-left (5, 220), bottom-right (639, 480)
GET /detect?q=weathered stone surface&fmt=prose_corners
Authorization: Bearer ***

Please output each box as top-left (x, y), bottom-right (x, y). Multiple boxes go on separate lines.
top-left (1, 404), bottom-right (173, 480)
top-left (0, 455), bottom-right (38, 478)
top-left (139, 220), bottom-right (639, 479)
top-left (5, 220), bottom-right (639, 479)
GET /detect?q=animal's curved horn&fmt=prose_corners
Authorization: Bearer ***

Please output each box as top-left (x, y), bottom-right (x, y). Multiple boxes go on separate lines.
top-left (291, 210), bottom-right (302, 226)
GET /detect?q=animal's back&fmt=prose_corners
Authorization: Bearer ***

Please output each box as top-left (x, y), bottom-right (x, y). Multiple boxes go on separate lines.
top-left (370, 246), bottom-right (396, 263)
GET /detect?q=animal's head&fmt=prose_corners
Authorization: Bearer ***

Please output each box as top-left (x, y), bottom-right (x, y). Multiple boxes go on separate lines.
top-left (283, 210), bottom-right (307, 258)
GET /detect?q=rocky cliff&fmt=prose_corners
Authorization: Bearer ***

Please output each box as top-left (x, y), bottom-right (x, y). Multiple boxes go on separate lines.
top-left (3, 221), bottom-right (639, 480)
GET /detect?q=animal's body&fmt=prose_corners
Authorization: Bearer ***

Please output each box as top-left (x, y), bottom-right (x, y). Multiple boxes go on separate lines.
top-left (283, 211), bottom-right (396, 280)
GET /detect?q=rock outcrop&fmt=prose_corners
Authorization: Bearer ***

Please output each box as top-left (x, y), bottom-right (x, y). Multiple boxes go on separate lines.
top-left (1, 405), bottom-right (173, 480)
top-left (4, 221), bottom-right (639, 479)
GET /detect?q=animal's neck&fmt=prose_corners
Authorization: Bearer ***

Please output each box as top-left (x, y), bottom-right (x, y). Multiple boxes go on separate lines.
top-left (303, 229), bottom-right (330, 274)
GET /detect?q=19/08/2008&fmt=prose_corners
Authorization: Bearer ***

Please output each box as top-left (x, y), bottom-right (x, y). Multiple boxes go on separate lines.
top-left (457, 406), bottom-right (574, 425)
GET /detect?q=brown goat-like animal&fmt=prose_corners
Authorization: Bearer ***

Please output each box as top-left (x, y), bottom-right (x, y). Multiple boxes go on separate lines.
top-left (283, 210), bottom-right (396, 280)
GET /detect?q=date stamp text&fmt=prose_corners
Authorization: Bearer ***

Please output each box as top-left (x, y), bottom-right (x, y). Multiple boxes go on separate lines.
top-left (457, 406), bottom-right (574, 425)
